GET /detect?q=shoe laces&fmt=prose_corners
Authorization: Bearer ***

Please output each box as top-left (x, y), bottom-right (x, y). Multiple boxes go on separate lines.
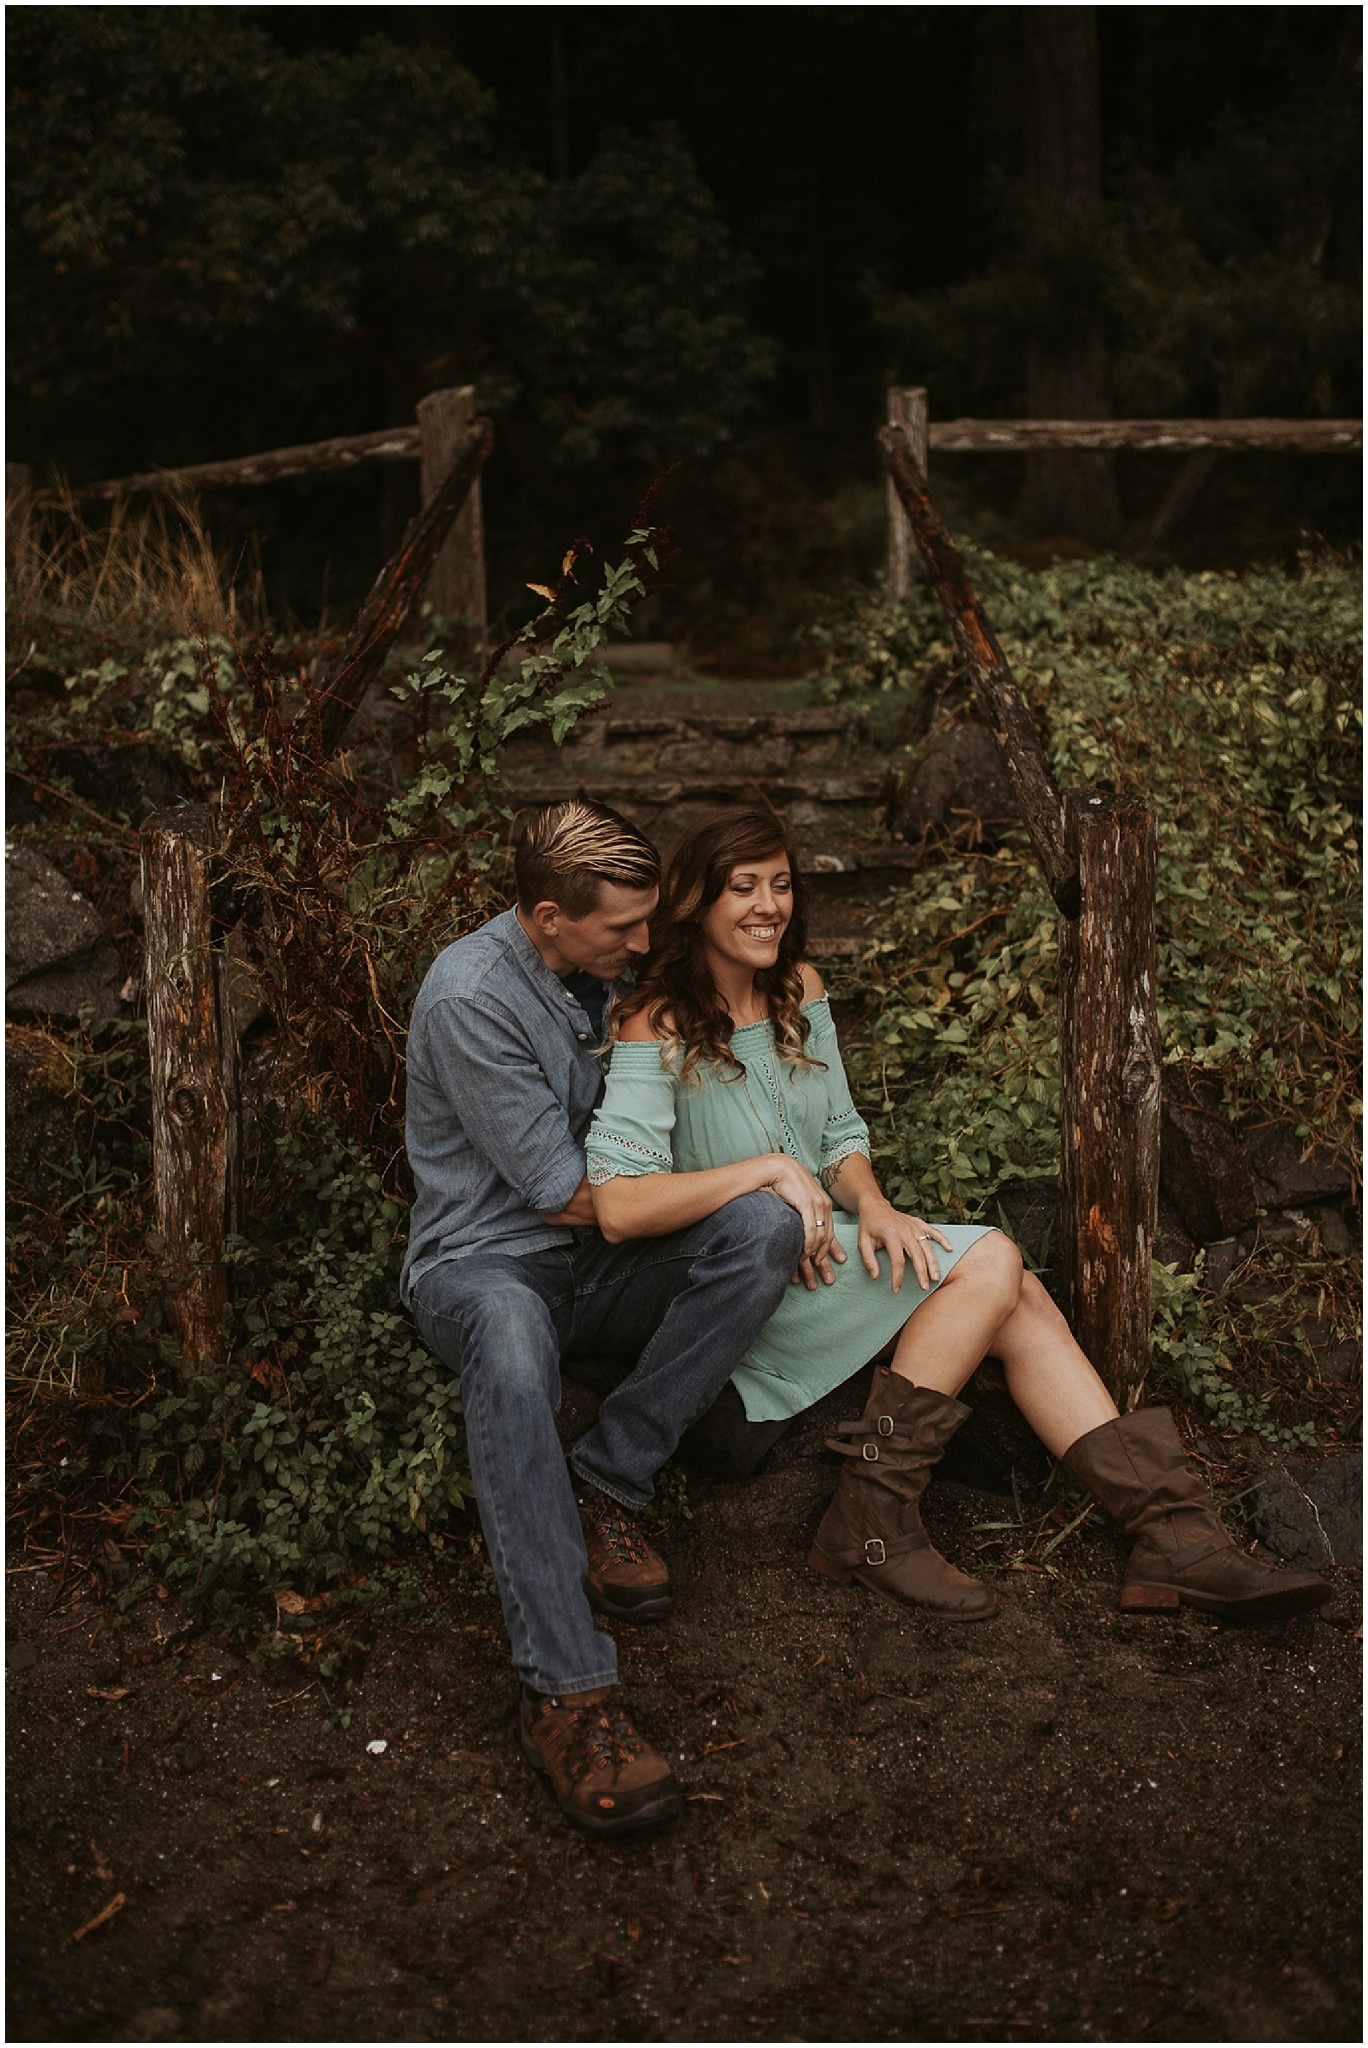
top-left (583, 1495), bottom-right (650, 1565)
top-left (551, 1697), bottom-right (646, 1781)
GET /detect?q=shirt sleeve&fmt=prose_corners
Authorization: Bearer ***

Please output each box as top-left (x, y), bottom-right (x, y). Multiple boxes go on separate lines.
top-left (585, 1043), bottom-right (678, 1186)
top-left (806, 999), bottom-right (872, 1183)
top-left (420, 994), bottom-right (588, 1215)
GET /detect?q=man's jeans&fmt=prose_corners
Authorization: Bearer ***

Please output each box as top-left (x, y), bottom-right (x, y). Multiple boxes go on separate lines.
top-left (408, 1192), bottom-right (804, 1696)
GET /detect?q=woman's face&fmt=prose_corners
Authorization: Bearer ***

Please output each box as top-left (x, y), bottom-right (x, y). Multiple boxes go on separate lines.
top-left (698, 850), bottom-right (794, 979)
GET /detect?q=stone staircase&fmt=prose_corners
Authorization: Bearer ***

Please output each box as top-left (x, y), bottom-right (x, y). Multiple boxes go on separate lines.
top-left (502, 683), bottom-right (922, 956)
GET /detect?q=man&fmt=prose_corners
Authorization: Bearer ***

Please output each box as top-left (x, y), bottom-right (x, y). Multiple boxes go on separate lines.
top-left (402, 799), bottom-right (807, 1837)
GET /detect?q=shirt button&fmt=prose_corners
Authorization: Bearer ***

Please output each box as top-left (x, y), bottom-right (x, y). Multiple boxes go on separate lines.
top-left (576, 1032), bottom-right (590, 1043)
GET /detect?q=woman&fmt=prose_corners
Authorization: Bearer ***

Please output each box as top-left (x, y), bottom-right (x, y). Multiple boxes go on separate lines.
top-left (587, 807), bottom-right (1327, 1626)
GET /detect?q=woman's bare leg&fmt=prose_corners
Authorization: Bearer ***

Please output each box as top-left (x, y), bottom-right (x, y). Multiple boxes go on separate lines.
top-left (990, 1272), bottom-right (1118, 1455)
top-left (889, 1232), bottom-right (1024, 1390)
top-left (889, 1235), bottom-right (1118, 1456)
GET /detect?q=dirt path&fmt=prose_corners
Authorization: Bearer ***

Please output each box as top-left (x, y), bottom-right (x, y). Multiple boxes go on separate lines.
top-left (7, 1384), bottom-right (1360, 2044)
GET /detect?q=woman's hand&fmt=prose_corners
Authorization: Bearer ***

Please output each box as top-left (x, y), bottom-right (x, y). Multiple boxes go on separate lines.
top-left (856, 1197), bottom-right (954, 1294)
top-left (754, 1154), bottom-right (845, 1283)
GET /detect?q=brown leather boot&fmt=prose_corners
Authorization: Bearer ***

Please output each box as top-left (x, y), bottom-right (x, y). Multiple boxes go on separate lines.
top-left (577, 1488), bottom-right (672, 1621)
top-left (1063, 1407), bottom-right (1332, 1623)
top-left (519, 1685), bottom-right (681, 1836)
top-left (808, 1367), bottom-right (999, 1621)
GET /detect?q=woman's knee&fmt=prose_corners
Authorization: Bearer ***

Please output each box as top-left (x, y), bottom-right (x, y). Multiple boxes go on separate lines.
top-left (955, 1229), bottom-right (1025, 1315)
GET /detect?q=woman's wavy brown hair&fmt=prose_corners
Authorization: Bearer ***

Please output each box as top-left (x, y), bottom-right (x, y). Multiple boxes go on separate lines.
top-left (615, 806), bottom-right (821, 1080)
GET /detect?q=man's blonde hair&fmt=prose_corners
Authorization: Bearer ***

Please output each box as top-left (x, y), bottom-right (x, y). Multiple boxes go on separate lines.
top-left (514, 799), bottom-right (660, 918)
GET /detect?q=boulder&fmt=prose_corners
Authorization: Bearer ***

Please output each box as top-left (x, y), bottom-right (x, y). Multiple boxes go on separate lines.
top-left (5, 844), bottom-right (124, 1020)
top-left (896, 722), bottom-right (1017, 844)
top-left (1296, 1318), bottom-right (1360, 1383)
top-left (1244, 1122), bottom-right (1355, 1209)
top-left (1160, 1071), bottom-right (1257, 1243)
top-left (1308, 1202), bottom-right (1354, 1258)
top-left (1250, 1450), bottom-right (1361, 1570)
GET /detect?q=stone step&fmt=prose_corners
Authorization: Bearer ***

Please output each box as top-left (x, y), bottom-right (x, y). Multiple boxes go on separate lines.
top-left (561, 706), bottom-right (857, 739)
top-left (503, 771), bottom-right (886, 808)
top-left (792, 839), bottom-right (922, 875)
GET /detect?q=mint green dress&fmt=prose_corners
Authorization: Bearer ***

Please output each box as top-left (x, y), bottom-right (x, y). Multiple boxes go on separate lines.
top-left (585, 996), bottom-right (994, 1422)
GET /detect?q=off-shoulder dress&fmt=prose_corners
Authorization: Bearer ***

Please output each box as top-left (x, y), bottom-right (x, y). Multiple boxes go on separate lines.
top-left (585, 996), bottom-right (995, 1423)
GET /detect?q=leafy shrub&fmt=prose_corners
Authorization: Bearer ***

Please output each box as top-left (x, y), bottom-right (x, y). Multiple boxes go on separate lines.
top-left (820, 547), bottom-right (1360, 1439)
top-left (124, 1111), bottom-right (473, 1611)
top-left (7, 517), bottom-right (666, 1611)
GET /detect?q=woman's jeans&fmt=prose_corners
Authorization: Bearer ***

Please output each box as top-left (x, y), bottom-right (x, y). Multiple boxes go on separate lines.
top-left (408, 1192), bottom-right (804, 1696)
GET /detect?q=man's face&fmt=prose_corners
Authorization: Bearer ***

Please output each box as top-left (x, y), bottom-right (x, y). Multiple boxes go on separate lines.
top-left (525, 881), bottom-right (658, 980)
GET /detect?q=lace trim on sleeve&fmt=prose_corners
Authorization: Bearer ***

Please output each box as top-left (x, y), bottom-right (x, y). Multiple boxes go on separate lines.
top-left (585, 1131), bottom-right (673, 1185)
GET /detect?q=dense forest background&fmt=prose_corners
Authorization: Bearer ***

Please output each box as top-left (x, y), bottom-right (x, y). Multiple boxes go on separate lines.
top-left (9, 4), bottom-right (1361, 659)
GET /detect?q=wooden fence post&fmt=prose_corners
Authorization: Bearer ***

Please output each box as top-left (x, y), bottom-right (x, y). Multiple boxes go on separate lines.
top-left (317, 414), bottom-right (494, 754)
top-left (141, 806), bottom-right (240, 1363)
top-left (417, 386), bottom-right (487, 635)
top-left (878, 421), bottom-right (1079, 916)
top-left (1057, 790), bottom-right (1162, 1411)
top-left (886, 387), bottom-right (928, 599)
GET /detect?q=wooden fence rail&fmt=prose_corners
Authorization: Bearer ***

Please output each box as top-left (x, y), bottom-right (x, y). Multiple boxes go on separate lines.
top-left (18, 395), bottom-right (1357, 622)
top-left (34, 410), bottom-right (1359, 515)
top-left (20, 395), bottom-right (485, 630)
top-left (879, 420), bottom-right (1161, 1411)
top-left (30, 426), bottom-right (422, 505)
top-left (925, 417), bottom-right (1362, 453)
top-left (884, 388), bottom-right (1361, 595)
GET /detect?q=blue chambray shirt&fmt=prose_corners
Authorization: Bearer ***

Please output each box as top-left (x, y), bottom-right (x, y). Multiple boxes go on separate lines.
top-left (400, 908), bottom-right (627, 1301)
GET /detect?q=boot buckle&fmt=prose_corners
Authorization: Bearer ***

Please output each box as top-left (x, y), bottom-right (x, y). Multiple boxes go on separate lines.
top-left (863, 1538), bottom-right (887, 1565)
top-left (877, 1415), bottom-right (894, 1436)
top-left (862, 1443), bottom-right (880, 1462)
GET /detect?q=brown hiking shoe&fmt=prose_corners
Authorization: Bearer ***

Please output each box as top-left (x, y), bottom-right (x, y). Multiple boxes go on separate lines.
top-left (577, 1489), bottom-right (672, 1621)
top-left (519, 1685), bottom-right (681, 1836)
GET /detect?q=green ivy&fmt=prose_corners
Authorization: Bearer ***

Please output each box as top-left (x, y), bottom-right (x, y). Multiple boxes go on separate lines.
top-left (822, 546), bottom-right (1359, 1440)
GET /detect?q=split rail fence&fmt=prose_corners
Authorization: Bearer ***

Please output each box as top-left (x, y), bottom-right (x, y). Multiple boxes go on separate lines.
top-left (13, 392), bottom-right (1361, 1406)
top-left (11, 389), bottom-right (1359, 628)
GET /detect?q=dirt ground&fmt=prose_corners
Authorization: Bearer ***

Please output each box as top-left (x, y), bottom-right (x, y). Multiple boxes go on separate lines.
top-left (7, 1376), bottom-right (1361, 2046)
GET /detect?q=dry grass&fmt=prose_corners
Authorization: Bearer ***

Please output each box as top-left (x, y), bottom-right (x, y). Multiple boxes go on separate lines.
top-left (7, 483), bottom-right (254, 638)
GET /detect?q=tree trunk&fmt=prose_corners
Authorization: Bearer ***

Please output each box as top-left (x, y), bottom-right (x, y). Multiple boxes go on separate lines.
top-left (1057, 789), bottom-right (1161, 1410)
top-left (1018, 5), bottom-right (1121, 543)
top-left (141, 806), bottom-right (238, 1364)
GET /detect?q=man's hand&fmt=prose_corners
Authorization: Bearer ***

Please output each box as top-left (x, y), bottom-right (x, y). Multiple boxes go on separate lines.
top-left (540, 1176), bottom-right (597, 1228)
